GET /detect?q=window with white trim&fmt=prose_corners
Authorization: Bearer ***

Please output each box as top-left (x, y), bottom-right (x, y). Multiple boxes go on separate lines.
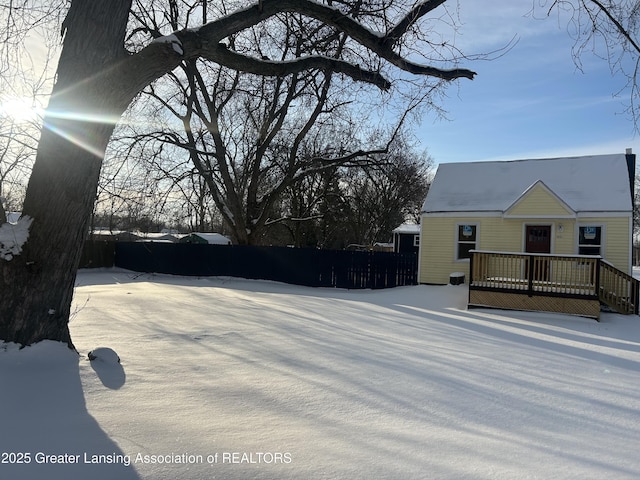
top-left (456, 224), bottom-right (477, 260)
top-left (413, 235), bottom-right (420, 247)
top-left (578, 226), bottom-right (602, 256)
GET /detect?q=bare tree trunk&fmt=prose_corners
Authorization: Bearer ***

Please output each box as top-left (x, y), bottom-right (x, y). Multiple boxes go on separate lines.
top-left (0, 0), bottom-right (187, 347)
top-left (0, 0), bottom-right (133, 348)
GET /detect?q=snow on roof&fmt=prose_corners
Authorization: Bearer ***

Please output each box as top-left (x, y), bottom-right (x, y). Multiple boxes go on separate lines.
top-left (136, 232), bottom-right (179, 240)
top-left (393, 223), bottom-right (420, 234)
top-left (191, 232), bottom-right (232, 245)
top-left (422, 153), bottom-right (633, 214)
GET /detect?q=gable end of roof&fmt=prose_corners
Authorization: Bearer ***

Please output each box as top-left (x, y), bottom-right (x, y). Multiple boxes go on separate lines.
top-left (502, 180), bottom-right (576, 218)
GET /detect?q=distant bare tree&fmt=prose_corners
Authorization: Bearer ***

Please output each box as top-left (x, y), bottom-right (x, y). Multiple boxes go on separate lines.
top-left (123, 1), bottom-right (449, 245)
top-left (276, 133), bottom-right (432, 248)
top-left (338, 135), bottom-right (432, 247)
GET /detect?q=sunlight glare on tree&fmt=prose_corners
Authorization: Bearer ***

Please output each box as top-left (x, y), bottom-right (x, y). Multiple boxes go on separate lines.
top-left (0, 96), bottom-right (43, 124)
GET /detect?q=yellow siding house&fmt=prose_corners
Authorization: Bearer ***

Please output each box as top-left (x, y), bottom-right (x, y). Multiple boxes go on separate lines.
top-left (419, 152), bottom-right (635, 284)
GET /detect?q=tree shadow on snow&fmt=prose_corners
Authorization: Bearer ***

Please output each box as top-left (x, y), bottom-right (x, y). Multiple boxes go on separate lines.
top-left (0, 341), bottom-right (140, 480)
top-left (387, 299), bottom-right (640, 373)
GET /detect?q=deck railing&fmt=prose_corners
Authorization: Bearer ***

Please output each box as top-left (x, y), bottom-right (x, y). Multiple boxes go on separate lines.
top-left (599, 260), bottom-right (640, 314)
top-left (469, 250), bottom-right (639, 315)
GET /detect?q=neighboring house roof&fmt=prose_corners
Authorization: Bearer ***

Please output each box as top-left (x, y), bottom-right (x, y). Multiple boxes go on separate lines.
top-left (91, 229), bottom-right (142, 241)
top-left (393, 223), bottom-right (420, 234)
top-left (136, 232), bottom-right (180, 242)
top-left (422, 153), bottom-right (633, 214)
top-left (186, 232), bottom-right (232, 245)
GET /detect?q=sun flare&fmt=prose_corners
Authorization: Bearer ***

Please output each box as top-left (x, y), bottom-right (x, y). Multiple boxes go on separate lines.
top-left (0, 96), bottom-right (43, 124)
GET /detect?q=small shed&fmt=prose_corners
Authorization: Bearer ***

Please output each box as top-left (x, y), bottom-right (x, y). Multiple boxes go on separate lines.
top-left (179, 232), bottom-right (232, 245)
top-left (392, 223), bottom-right (420, 254)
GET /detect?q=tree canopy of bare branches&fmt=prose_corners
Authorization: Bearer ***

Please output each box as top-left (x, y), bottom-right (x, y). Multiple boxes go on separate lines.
top-left (118, 1), bottom-right (445, 244)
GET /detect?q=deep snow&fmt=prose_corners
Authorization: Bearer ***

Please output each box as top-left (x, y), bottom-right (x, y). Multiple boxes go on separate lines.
top-left (2, 269), bottom-right (640, 479)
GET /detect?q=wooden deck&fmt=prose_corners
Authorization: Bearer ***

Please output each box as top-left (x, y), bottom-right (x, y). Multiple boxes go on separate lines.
top-left (468, 251), bottom-right (640, 319)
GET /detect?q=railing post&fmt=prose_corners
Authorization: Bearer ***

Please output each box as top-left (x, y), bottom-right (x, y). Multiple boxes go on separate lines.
top-left (527, 253), bottom-right (534, 296)
top-left (595, 258), bottom-right (601, 300)
top-left (468, 251), bottom-right (475, 305)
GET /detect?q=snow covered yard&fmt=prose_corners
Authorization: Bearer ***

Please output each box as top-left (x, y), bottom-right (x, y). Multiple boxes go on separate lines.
top-left (2, 269), bottom-right (640, 480)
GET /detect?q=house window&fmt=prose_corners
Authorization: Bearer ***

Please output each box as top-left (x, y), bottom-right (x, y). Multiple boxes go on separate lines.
top-left (457, 224), bottom-right (477, 260)
top-left (413, 235), bottom-right (420, 247)
top-left (578, 226), bottom-right (602, 256)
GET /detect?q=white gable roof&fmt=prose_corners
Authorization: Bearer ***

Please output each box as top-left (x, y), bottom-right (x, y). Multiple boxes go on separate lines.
top-left (422, 154), bottom-right (633, 214)
top-left (393, 223), bottom-right (420, 234)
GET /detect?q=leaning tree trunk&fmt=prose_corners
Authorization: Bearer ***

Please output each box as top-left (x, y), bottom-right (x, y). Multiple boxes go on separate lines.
top-left (0, 0), bottom-right (183, 348)
top-left (0, 0), bottom-right (134, 348)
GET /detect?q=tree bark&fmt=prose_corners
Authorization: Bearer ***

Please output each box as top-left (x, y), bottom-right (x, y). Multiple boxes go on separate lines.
top-left (0, 0), bottom-right (134, 348)
top-left (0, 197), bottom-right (6, 225)
top-left (0, 0), bottom-right (190, 347)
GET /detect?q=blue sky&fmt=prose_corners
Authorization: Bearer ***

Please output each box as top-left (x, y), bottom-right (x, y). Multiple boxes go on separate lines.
top-left (4, 1), bottom-right (636, 168)
top-left (418, 1), bottom-right (640, 165)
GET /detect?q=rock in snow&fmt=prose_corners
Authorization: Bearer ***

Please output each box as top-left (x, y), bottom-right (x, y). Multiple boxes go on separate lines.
top-left (88, 347), bottom-right (120, 364)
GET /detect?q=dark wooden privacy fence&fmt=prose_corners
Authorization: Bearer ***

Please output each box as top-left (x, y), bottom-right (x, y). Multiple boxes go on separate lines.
top-left (79, 240), bottom-right (116, 268)
top-left (104, 242), bottom-right (417, 289)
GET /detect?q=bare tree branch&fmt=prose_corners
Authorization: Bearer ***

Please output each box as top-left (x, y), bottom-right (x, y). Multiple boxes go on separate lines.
top-left (115, 0), bottom-right (475, 104)
top-left (182, 0), bottom-right (476, 83)
top-left (195, 43), bottom-right (393, 90)
top-left (588, 0), bottom-right (640, 55)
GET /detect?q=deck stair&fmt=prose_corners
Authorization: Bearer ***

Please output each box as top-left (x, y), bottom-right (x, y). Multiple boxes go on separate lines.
top-left (598, 261), bottom-right (639, 314)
